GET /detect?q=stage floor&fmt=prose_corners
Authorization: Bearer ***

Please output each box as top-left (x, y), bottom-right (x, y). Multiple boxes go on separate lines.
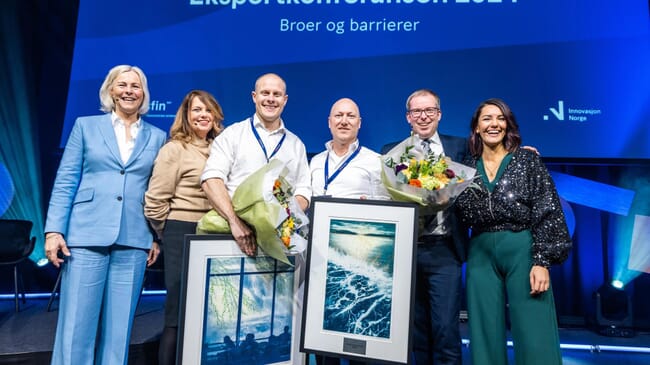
top-left (1, 294), bottom-right (649, 364)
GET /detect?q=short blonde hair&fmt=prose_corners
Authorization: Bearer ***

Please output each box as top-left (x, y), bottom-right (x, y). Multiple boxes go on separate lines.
top-left (405, 89), bottom-right (440, 111)
top-left (99, 65), bottom-right (150, 115)
top-left (254, 73), bottom-right (287, 94)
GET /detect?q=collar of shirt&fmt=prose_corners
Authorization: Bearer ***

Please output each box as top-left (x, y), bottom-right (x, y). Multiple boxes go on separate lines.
top-left (111, 111), bottom-right (142, 163)
top-left (324, 139), bottom-right (360, 164)
top-left (252, 114), bottom-right (286, 135)
top-left (111, 111), bottom-right (142, 137)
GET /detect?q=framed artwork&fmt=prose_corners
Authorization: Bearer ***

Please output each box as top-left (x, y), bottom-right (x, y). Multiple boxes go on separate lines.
top-left (178, 234), bottom-right (306, 365)
top-left (300, 197), bottom-right (418, 364)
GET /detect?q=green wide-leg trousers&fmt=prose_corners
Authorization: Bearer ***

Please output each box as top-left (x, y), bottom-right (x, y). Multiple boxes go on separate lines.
top-left (467, 230), bottom-right (562, 365)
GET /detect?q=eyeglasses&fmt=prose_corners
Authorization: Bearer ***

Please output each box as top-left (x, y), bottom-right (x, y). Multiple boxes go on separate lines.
top-left (407, 107), bottom-right (440, 118)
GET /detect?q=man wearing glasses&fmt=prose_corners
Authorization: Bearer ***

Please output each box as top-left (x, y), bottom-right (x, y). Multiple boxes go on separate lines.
top-left (382, 89), bottom-right (468, 365)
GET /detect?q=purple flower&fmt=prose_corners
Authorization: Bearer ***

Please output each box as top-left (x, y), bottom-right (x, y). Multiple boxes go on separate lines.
top-left (445, 169), bottom-right (456, 178)
top-left (395, 163), bottom-right (408, 174)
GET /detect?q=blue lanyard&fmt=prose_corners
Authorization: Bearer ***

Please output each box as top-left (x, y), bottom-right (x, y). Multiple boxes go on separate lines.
top-left (324, 144), bottom-right (362, 192)
top-left (250, 117), bottom-right (286, 162)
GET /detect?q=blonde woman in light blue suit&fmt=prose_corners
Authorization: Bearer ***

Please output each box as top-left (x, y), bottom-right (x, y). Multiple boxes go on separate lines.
top-left (44, 65), bottom-right (166, 365)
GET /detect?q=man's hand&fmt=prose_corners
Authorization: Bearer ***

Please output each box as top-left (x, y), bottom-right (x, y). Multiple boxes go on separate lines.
top-left (230, 216), bottom-right (257, 256)
top-left (202, 178), bottom-right (257, 256)
top-left (522, 145), bottom-right (540, 155)
top-left (296, 195), bottom-right (309, 212)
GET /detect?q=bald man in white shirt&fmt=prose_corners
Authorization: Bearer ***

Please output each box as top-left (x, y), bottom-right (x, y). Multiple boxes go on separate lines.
top-left (310, 98), bottom-right (389, 365)
top-left (310, 97), bottom-right (390, 201)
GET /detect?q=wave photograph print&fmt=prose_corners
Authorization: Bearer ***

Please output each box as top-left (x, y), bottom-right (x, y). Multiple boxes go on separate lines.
top-left (301, 198), bottom-right (416, 364)
top-left (323, 219), bottom-right (396, 338)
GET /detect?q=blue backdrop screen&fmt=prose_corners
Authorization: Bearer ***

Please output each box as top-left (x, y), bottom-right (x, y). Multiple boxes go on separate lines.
top-left (62, 0), bottom-right (650, 159)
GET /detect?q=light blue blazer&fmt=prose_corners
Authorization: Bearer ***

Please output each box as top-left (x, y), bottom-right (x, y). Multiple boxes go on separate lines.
top-left (45, 114), bottom-right (166, 250)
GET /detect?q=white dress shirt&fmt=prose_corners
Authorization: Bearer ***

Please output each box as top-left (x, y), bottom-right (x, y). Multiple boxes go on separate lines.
top-left (201, 115), bottom-right (312, 201)
top-left (310, 139), bottom-right (390, 200)
top-left (111, 112), bottom-right (142, 164)
top-left (416, 132), bottom-right (444, 156)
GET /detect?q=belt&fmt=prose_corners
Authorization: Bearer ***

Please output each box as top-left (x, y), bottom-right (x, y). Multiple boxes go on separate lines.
top-left (418, 235), bottom-right (451, 245)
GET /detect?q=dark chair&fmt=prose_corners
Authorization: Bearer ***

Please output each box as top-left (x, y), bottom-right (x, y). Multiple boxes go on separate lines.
top-left (47, 265), bottom-right (64, 312)
top-left (0, 219), bottom-right (36, 312)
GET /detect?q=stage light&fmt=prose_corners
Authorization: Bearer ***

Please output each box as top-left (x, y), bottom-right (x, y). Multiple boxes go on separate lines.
top-left (0, 163), bottom-right (14, 217)
top-left (611, 280), bottom-right (624, 289)
top-left (593, 283), bottom-right (635, 338)
top-left (0, 12), bottom-right (47, 266)
top-left (463, 338), bottom-right (650, 354)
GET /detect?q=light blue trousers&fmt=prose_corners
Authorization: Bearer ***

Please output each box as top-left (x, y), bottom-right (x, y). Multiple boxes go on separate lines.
top-left (51, 245), bottom-right (147, 365)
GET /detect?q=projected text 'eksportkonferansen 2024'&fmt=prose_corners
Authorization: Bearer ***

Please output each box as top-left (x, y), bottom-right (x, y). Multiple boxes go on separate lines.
top-left (190, 0), bottom-right (520, 11)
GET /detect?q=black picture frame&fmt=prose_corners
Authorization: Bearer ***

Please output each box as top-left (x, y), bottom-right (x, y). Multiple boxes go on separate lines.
top-left (300, 197), bottom-right (418, 364)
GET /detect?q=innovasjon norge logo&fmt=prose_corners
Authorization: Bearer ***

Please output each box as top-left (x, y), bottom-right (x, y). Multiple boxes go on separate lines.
top-left (544, 100), bottom-right (602, 122)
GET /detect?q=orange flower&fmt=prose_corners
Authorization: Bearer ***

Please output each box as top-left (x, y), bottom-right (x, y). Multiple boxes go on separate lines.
top-left (408, 179), bottom-right (422, 187)
top-left (273, 177), bottom-right (303, 250)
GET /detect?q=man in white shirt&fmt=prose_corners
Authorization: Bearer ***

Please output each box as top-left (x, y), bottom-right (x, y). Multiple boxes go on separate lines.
top-left (201, 73), bottom-right (311, 255)
top-left (310, 98), bottom-right (389, 365)
top-left (310, 97), bottom-right (390, 200)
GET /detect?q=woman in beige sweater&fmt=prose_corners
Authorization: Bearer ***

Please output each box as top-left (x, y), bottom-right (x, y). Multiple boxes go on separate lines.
top-left (145, 90), bottom-right (224, 365)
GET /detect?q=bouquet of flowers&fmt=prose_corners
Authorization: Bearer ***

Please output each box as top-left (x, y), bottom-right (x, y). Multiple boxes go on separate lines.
top-left (381, 136), bottom-right (476, 212)
top-left (272, 176), bottom-right (307, 250)
top-left (197, 159), bottom-right (309, 265)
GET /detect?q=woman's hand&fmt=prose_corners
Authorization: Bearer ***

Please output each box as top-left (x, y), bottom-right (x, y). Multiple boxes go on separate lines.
top-left (45, 232), bottom-right (71, 268)
top-left (147, 241), bottom-right (161, 267)
top-left (530, 265), bottom-right (550, 295)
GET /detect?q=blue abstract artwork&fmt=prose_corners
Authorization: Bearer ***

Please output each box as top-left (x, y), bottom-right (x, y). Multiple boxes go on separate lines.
top-left (323, 219), bottom-right (396, 338)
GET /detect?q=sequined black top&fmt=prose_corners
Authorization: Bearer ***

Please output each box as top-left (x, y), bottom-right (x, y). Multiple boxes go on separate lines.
top-left (455, 148), bottom-right (572, 267)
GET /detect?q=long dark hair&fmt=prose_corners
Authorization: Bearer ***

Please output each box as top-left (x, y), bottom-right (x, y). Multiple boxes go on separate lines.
top-left (468, 98), bottom-right (522, 157)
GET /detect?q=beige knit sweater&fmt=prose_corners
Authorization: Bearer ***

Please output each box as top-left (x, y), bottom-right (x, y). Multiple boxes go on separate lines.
top-left (144, 139), bottom-right (213, 238)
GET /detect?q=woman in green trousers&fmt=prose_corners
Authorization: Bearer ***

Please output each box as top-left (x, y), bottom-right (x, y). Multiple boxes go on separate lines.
top-left (455, 98), bottom-right (572, 365)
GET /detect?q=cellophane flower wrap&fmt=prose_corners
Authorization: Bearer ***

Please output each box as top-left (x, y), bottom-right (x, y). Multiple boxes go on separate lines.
top-left (197, 159), bottom-right (309, 265)
top-left (381, 136), bottom-right (477, 213)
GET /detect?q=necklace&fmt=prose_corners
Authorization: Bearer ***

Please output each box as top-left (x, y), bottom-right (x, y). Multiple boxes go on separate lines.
top-left (484, 162), bottom-right (498, 181)
top-left (482, 145), bottom-right (508, 182)
top-left (482, 155), bottom-right (505, 182)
